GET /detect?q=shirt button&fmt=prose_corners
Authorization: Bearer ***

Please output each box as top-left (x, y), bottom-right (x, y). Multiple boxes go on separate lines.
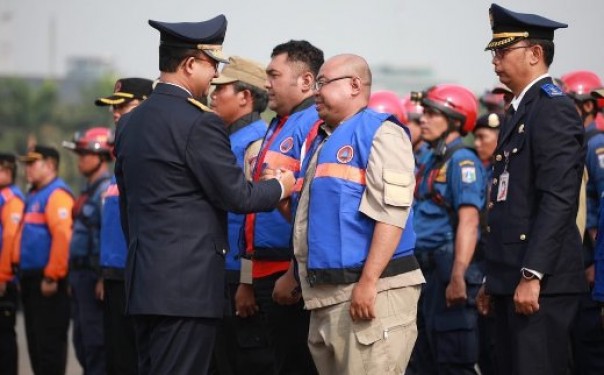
top-left (493, 178), bottom-right (498, 185)
top-left (488, 202), bottom-right (494, 209)
top-left (512, 148), bottom-right (518, 154)
top-left (495, 154), bottom-right (502, 162)
top-left (520, 234), bottom-right (526, 241)
top-left (486, 226), bottom-right (491, 233)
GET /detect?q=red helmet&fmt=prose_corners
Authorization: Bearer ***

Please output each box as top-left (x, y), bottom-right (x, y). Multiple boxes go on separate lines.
top-left (561, 71), bottom-right (603, 107)
top-left (368, 90), bottom-right (407, 123)
top-left (63, 127), bottom-right (114, 158)
top-left (400, 94), bottom-right (423, 122)
top-left (421, 84), bottom-right (478, 134)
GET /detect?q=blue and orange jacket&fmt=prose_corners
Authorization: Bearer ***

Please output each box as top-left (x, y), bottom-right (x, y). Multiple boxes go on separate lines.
top-left (244, 104), bottom-right (320, 278)
top-left (227, 118), bottom-right (267, 272)
top-left (300, 109), bottom-right (417, 285)
top-left (15, 178), bottom-right (74, 279)
top-left (0, 185), bottom-right (25, 282)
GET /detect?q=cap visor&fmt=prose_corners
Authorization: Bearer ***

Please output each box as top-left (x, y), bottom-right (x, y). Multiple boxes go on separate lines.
top-left (204, 50), bottom-right (229, 64)
top-left (95, 96), bottom-right (127, 106)
top-left (18, 154), bottom-right (41, 162)
top-left (211, 74), bottom-right (237, 85)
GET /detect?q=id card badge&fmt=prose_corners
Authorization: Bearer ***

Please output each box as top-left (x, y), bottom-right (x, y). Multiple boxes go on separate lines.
top-left (496, 171), bottom-right (509, 202)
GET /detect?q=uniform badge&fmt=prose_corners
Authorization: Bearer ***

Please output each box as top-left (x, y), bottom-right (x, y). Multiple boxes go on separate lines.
top-left (518, 124), bottom-right (525, 133)
top-left (114, 80), bottom-right (122, 93)
top-left (10, 213), bottom-right (21, 224)
top-left (279, 137), bottom-right (294, 153)
top-left (461, 166), bottom-right (477, 184)
top-left (58, 207), bottom-right (69, 219)
top-left (541, 83), bottom-right (564, 97)
top-left (435, 164), bottom-right (448, 183)
top-left (336, 145), bottom-right (354, 164)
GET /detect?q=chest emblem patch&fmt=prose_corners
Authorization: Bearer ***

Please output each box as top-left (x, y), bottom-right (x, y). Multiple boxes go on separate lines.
top-left (337, 145), bottom-right (354, 164)
top-left (279, 137), bottom-right (294, 153)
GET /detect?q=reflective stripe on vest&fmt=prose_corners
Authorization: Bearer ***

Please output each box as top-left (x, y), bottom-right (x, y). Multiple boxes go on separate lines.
top-left (244, 106), bottom-right (319, 262)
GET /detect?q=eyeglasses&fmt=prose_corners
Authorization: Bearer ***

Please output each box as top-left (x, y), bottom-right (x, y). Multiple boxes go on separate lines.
top-left (490, 45), bottom-right (531, 59)
top-left (314, 76), bottom-right (355, 91)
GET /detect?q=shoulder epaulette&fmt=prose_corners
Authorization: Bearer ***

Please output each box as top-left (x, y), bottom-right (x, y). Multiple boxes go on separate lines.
top-left (541, 83), bottom-right (565, 98)
top-left (187, 98), bottom-right (214, 112)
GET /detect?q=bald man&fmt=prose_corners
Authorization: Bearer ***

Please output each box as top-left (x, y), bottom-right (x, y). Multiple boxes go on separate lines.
top-left (281, 54), bottom-right (424, 375)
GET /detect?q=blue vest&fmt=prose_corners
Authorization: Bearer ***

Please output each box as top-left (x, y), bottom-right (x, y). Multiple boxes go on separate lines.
top-left (0, 185), bottom-right (24, 254)
top-left (21, 178), bottom-right (72, 271)
top-left (100, 176), bottom-right (128, 270)
top-left (70, 173), bottom-right (111, 259)
top-left (227, 119), bottom-right (267, 271)
top-left (244, 106), bottom-right (320, 261)
top-left (303, 109), bottom-right (418, 285)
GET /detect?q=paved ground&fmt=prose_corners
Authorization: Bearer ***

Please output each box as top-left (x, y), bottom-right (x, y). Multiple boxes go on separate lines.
top-left (16, 311), bottom-right (82, 375)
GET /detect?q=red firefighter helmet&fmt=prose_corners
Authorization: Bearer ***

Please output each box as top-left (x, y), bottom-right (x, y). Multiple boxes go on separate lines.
top-left (421, 84), bottom-right (478, 134)
top-left (62, 127), bottom-right (114, 158)
top-left (368, 90), bottom-right (407, 123)
top-left (561, 70), bottom-right (604, 108)
top-left (400, 94), bottom-right (423, 122)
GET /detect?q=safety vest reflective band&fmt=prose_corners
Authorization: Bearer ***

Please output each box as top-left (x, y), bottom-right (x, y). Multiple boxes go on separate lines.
top-left (226, 119), bottom-right (267, 271)
top-left (244, 106), bottom-right (319, 264)
top-left (20, 178), bottom-right (72, 271)
top-left (100, 176), bottom-right (128, 271)
top-left (304, 109), bottom-right (417, 285)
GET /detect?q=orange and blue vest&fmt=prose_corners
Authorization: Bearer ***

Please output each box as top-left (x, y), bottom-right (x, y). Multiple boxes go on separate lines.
top-left (20, 178), bottom-right (72, 271)
top-left (244, 106), bottom-right (319, 263)
top-left (227, 119), bottom-right (267, 271)
top-left (301, 109), bottom-right (418, 285)
top-left (100, 176), bottom-right (127, 271)
top-left (0, 185), bottom-right (24, 253)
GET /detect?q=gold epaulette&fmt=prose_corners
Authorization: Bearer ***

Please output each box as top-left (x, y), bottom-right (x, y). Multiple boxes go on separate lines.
top-left (187, 97), bottom-right (214, 112)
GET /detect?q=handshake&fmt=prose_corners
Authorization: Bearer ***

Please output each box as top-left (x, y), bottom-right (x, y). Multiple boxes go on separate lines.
top-left (261, 167), bottom-right (296, 201)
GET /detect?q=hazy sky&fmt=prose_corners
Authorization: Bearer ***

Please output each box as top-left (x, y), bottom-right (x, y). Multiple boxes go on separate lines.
top-left (1, 0), bottom-right (603, 92)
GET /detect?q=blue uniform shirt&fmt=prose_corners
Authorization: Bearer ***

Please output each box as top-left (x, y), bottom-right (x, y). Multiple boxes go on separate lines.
top-left (585, 122), bottom-right (604, 231)
top-left (414, 138), bottom-right (486, 250)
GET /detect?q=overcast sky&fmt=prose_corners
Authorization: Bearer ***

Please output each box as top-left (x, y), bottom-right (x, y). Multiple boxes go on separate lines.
top-left (1, 0), bottom-right (602, 92)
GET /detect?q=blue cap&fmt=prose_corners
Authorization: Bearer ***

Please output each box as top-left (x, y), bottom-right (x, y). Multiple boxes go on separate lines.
top-left (485, 3), bottom-right (567, 50)
top-left (148, 15), bottom-right (229, 63)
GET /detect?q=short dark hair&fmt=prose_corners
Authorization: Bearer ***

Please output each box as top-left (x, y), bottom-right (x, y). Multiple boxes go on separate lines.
top-left (527, 39), bottom-right (555, 67)
top-left (271, 40), bottom-right (324, 77)
top-left (159, 46), bottom-right (203, 72)
top-left (0, 160), bottom-right (16, 181)
top-left (233, 81), bottom-right (268, 113)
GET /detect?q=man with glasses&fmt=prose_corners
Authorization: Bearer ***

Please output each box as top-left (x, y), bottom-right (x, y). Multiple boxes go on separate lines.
top-left (477, 4), bottom-right (586, 375)
top-left (114, 16), bottom-right (295, 375)
top-left (288, 53), bottom-right (423, 374)
top-left (243, 40), bottom-right (323, 375)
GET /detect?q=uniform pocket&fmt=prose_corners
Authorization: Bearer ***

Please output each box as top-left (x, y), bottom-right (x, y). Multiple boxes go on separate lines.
top-left (383, 169), bottom-right (413, 207)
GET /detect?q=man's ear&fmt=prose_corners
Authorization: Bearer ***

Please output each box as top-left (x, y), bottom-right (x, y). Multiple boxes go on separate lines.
top-left (299, 71), bottom-right (314, 93)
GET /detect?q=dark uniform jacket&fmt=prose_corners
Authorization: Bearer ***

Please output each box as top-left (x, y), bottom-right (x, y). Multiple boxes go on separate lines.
top-left (114, 83), bottom-right (281, 318)
top-left (486, 77), bottom-right (588, 296)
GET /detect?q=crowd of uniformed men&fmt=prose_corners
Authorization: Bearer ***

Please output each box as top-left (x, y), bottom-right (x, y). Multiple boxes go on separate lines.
top-left (1, 2), bottom-right (604, 375)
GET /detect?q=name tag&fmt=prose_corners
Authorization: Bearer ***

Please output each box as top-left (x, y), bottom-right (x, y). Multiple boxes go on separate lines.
top-left (496, 171), bottom-right (509, 202)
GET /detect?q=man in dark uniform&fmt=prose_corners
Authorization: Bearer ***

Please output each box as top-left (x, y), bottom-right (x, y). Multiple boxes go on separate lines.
top-left (114, 15), bottom-right (295, 375)
top-left (478, 4), bottom-right (587, 375)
